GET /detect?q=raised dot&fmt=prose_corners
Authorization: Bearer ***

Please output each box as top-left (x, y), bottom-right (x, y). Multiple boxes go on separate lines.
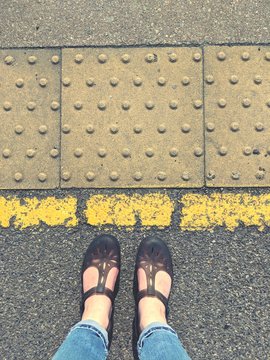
top-left (51, 55), bottom-right (60, 64)
top-left (133, 172), bottom-right (143, 181)
top-left (51, 101), bottom-right (60, 111)
top-left (121, 54), bottom-right (130, 63)
top-left (122, 148), bottom-right (131, 158)
top-left (86, 78), bottom-right (95, 87)
top-left (62, 171), bottom-right (71, 181)
top-left (182, 172), bottom-right (190, 181)
top-left (86, 124), bottom-right (95, 134)
top-left (26, 149), bottom-right (36, 158)
top-left (254, 75), bottom-right (262, 84)
top-left (75, 54), bottom-right (83, 63)
top-left (256, 170), bottom-right (265, 180)
top-left (2, 149), bottom-right (11, 158)
top-left (169, 148), bottom-right (178, 157)
top-left (74, 148), bottom-right (83, 157)
top-left (230, 75), bottom-right (239, 84)
top-left (157, 77), bottom-right (166, 86)
top-left (27, 101), bottom-right (36, 111)
top-left (157, 171), bottom-right (167, 181)
top-left (3, 101), bottom-right (12, 111)
top-left (28, 55), bottom-right (37, 64)
top-left (242, 98), bottom-right (251, 108)
top-left (122, 101), bottom-right (130, 110)
top-left (194, 147), bottom-right (203, 157)
top-left (182, 76), bottom-right (190, 86)
top-left (193, 52), bottom-right (201, 62)
top-left (39, 125), bottom-right (48, 134)
top-left (110, 125), bottom-right (119, 134)
top-left (169, 100), bottom-right (178, 109)
top-left (38, 173), bottom-right (47, 182)
top-left (50, 149), bottom-right (59, 158)
top-left (14, 172), bottom-right (23, 182)
top-left (133, 77), bottom-right (142, 86)
top-left (98, 148), bottom-right (107, 157)
top-left (15, 125), bottom-right (24, 134)
top-left (110, 171), bottom-right (119, 181)
top-left (85, 172), bottom-right (95, 181)
top-left (206, 170), bottom-right (215, 180)
top-left (134, 125), bottom-right (142, 133)
top-left (205, 75), bottom-right (214, 84)
top-left (230, 122), bottom-right (239, 132)
top-left (145, 148), bottom-right (154, 157)
top-left (157, 124), bottom-right (166, 133)
top-left (110, 77), bottom-right (119, 86)
top-left (16, 78), bottom-right (24, 88)
top-left (218, 98), bottom-right (227, 108)
top-left (206, 122), bottom-right (215, 132)
top-left (181, 123), bottom-right (191, 133)
top-left (145, 101), bottom-right (154, 110)
top-left (231, 171), bottom-right (240, 180)
top-left (39, 78), bottom-right (48, 87)
top-left (62, 77), bottom-right (71, 87)
top-left (98, 101), bottom-right (106, 110)
top-left (74, 101), bottom-right (83, 110)
top-left (243, 146), bottom-right (252, 156)
top-left (168, 53), bottom-right (177, 62)
top-left (219, 146), bottom-right (228, 156)
top-left (4, 55), bottom-right (15, 65)
top-left (241, 52), bottom-right (250, 61)
top-left (264, 52), bottom-right (270, 61)
top-left (217, 51), bottom-right (226, 61)
top-left (62, 124), bottom-right (71, 134)
top-left (193, 100), bottom-right (203, 109)
top-left (255, 122), bottom-right (264, 131)
top-left (98, 54), bottom-right (108, 63)
top-left (145, 53), bottom-right (156, 63)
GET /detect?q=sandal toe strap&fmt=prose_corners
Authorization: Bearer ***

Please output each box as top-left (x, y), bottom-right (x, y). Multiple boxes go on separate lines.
top-left (82, 286), bottom-right (115, 305)
top-left (137, 289), bottom-right (168, 310)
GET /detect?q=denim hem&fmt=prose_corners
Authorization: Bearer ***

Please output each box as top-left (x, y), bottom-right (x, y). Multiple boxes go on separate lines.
top-left (138, 322), bottom-right (178, 349)
top-left (70, 319), bottom-right (109, 350)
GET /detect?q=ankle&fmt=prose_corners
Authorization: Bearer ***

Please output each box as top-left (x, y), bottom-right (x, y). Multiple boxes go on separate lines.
top-left (138, 298), bottom-right (167, 331)
top-left (81, 295), bottom-right (111, 329)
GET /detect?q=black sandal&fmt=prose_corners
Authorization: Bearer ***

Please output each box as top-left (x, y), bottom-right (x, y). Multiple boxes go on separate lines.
top-left (81, 234), bottom-right (120, 348)
top-left (133, 236), bottom-right (174, 340)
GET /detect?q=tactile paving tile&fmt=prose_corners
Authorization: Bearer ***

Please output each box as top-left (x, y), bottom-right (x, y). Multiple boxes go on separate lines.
top-left (61, 47), bottom-right (204, 188)
top-left (0, 49), bottom-right (60, 189)
top-left (205, 46), bottom-right (270, 187)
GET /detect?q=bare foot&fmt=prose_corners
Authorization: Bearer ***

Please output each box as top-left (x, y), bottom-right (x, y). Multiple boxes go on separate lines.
top-left (138, 268), bottom-right (172, 331)
top-left (81, 266), bottom-right (119, 329)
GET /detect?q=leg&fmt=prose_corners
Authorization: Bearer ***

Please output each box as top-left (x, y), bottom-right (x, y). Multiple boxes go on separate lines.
top-left (137, 322), bottom-right (190, 360)
top-left (52, 234), bottom-right (120, 359)
top-left (53, 320), bottom-right (108, 360)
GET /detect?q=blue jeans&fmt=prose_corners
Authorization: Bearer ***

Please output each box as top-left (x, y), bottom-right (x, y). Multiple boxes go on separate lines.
top-left (53, 320), bottom-right (191, 360)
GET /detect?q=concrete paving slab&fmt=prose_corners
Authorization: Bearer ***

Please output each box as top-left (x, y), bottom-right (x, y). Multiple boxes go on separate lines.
top-left (205, 46), bottom-right (270, 186)
top-left (61, 47), bottom-right (204, 188)
top-left (0, 49), bottom-right (60, 189)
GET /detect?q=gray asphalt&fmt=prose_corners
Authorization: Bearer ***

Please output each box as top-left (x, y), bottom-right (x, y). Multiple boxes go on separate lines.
top-left (0, 1), bottom-right (270, 47)
top-left (0, 188), bottom-right (270, 360)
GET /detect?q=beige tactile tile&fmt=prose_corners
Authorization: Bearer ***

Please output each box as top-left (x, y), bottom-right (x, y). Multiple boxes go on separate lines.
top-left (205, 46), bottom-right (270, 187)
top-left (61, 47), bottom-right (204, 188)
top-left (0, 49), bottom-right (61, 189)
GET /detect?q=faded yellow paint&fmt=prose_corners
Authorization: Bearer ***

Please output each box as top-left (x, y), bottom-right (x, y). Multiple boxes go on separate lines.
top-left (0, 196), bottom-right (78, 229)
top-left (180, 193), bottom-right (270, 231)
top-left (85, 194), bottom-right (174, 228)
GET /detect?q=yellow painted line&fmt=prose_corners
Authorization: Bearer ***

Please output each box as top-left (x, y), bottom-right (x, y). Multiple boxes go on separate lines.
top-left (0, 196), bottom-right (78, 229)
top-left (180, 193), bottom-right (270, 231)
top-left (85, 194), bottom-right (174, 228)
